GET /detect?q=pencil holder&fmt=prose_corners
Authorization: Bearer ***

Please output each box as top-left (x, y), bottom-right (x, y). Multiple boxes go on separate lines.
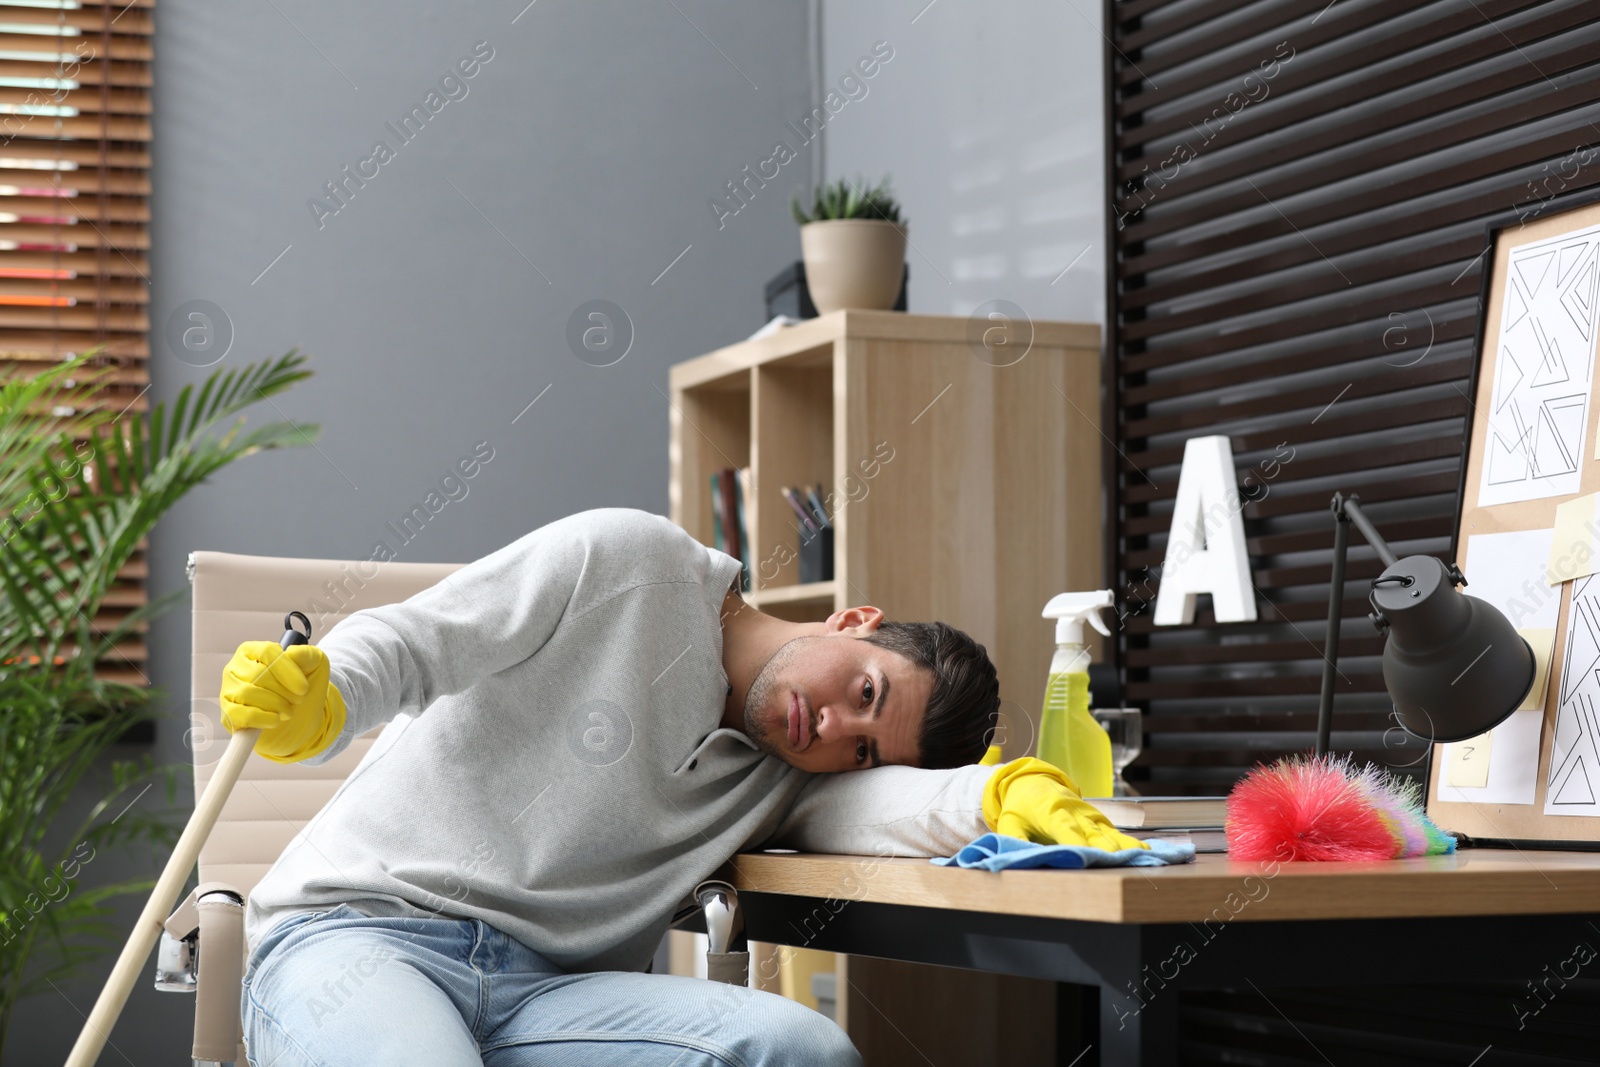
top-left (798, 523), bottom-right (834, 584)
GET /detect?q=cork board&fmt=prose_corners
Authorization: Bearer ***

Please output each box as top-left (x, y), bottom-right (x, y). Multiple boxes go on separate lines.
top-left (1428, 192), bottom-right (1600, 847)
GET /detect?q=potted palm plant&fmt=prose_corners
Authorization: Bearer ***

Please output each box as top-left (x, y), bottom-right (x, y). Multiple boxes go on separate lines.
top-left (0, 348), bottom-right (318, 1058)
top-left (790, 175), bottom-right (907, 315)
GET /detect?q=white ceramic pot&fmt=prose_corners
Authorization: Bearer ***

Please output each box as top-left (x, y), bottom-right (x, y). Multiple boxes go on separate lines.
top-left (799, 218), bottom-right (907, 314)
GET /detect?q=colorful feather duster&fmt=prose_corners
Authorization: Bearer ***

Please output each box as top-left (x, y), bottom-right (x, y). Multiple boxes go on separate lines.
top-left (1226, 754), bottom-right (1456, 862)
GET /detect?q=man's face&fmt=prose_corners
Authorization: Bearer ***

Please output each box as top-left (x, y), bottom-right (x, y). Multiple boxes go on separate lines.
top-left (739, 633), bottom-right (933, 772)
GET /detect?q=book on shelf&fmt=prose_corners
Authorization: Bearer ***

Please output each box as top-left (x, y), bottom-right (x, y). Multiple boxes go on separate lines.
top-left (710, 471), bottom-right (725, 554)
top-left (734, 466), bottom-right (752, 592)
top-left (710, 466), bottom-right (752, 592)
top-left (1086, 795), bottom-right (1228, 830)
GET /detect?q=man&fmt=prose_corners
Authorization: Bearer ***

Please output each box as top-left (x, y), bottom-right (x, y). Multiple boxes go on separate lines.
top-left (224, 507), bottom-right (1140, 1066)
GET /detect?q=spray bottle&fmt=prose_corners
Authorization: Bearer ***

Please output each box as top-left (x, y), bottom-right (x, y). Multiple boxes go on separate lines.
top-left (1036, 591), bottom-right (1115, 797)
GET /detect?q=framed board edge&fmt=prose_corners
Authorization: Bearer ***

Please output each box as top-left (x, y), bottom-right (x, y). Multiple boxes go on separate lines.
top-left (1445, 183), bottom-right (1600, 564)
top-left (1428, 184), bottom-right (1600, 848)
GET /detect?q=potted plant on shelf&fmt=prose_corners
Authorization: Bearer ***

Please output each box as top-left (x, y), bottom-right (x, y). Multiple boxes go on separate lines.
top-left (0, 348), bottom-right (318, 1057)
top-left (790, 175), bottom-right (907, 315)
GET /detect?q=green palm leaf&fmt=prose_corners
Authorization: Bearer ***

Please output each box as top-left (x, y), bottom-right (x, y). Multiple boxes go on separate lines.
top-left (0, 347), bottom-right (318, 1055)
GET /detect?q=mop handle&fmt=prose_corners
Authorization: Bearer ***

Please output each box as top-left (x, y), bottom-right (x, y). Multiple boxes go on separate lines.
top-left (63, 726), bottom-right (258, 1067)
top-left (64, 612), bottom-right (313, 1067)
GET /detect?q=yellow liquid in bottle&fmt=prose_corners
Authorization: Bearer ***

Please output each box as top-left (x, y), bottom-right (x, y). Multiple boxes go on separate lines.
top-left (1036, 671), bottom-right (1114, 797)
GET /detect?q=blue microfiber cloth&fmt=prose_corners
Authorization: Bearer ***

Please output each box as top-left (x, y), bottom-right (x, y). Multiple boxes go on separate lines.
top-left (930, 832), bottom-right (1196, 871)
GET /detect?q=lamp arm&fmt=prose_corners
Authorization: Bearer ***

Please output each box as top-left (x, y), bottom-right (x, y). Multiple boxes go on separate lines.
top-left (1318, 493), bottom-right (1450, 757)
top-left (1338, 496), bottom-right (1398, 568)
top-left (1316, 495), bottom-right (1354, 758)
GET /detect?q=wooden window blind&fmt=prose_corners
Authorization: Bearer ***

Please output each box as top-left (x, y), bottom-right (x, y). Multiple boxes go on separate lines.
top-left (1103, 0), bottom-right (1600, 798)
top-left (0, 0), bottom-right (153, 687)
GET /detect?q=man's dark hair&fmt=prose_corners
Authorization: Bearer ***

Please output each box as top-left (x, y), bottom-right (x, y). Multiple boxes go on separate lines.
top-left (861, 621), bottom-right (1000, 769)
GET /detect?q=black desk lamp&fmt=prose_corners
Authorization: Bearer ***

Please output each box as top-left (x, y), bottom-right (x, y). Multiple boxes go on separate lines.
top-left (1315, 492), bottom-right (1537, 757)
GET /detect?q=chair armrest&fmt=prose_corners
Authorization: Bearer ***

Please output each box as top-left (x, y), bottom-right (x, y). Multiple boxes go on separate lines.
top-left (163, 883), bottom-right (246, 1065)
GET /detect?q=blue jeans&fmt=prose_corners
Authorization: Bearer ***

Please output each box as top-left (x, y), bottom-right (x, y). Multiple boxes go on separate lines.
top-left (241, 903), bottom-right (861, 1067)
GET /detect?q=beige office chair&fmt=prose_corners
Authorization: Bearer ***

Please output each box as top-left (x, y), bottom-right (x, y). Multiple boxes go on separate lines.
top-left (159, 550), bottom-right (748, 1066)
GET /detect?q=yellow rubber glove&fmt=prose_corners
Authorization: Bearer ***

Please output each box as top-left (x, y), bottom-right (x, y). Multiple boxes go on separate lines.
top-left (219, 641), bottom-right (347, 764)
top-left (979, 744), bottom-right (1004, 766)
top-left (982, 757), bottom-right (1150, 851)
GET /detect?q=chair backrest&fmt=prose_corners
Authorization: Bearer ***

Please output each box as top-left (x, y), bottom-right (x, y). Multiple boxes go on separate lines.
top-left (187, 550), bottom-right (461, 897)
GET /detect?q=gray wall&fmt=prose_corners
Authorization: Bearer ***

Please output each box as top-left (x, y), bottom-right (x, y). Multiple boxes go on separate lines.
top-left (820, 0), bottom-right (1105, 326)
top-left (16, 2), bottom-right (813, 1062)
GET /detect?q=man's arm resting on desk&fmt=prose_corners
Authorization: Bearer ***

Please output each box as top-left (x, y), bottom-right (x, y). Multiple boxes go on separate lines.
top-left (759, 758), bottom-right (1153, 856)
top-left (759, 763), bottom-right (994, 857)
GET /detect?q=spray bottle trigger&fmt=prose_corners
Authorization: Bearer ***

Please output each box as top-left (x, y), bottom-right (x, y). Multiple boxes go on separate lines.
top-left (1087, 607), bottom-right (1112, 638)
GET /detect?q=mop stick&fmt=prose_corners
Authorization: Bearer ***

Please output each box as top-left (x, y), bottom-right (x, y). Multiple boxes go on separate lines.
top-left (62, 725), bottom-right (260, 1067)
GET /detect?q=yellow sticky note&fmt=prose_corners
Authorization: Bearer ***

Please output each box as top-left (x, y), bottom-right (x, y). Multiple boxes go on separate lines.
top-left (1446, 730), bottom-right (1493, 789)
top-left (1547, 493), bottom-right (1600, 584)
top-left (1516, 627), bottom-right (1555, 712)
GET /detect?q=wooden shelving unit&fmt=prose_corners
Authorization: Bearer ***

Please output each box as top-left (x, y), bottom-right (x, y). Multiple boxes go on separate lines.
top-left (671, 308), bottom-right (1104, 683)
top-left (667, 308), bottom-right (1102, 1059)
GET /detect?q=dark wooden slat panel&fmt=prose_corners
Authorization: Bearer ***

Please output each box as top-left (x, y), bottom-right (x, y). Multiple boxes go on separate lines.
top-left (1252, 551), bottom-right (1443, 590)
top-left (1105, 0), bottom-right (1600, 805)
top-left (1119, 598), bottom-right (1382, 633)
top-left (1136, 709), bottom-right (1396, 731)
top-left (1118, 169), bottom-right (1594, 307)
top-left (1125, 274), bottom-right (1480, 368)
top-left (1120, 315), bottom-right (1465, 403)
top-left (1121, 355), bottom-right (1470, 438)
top-left (1127, 675), bottom-right (1387, 699)
top-left (1125, 516), bottom-right (1453, 568)
top-left (1113, 0), bottom-right (1542, 110)
top-left (1120, 0), bottom-right (1299, 55)
top-left (1121, 437), bottom-right (1463, 505)
top-left (1122, 164), bottom-right (1600, 280)
top-left (1117, 64), bottom-right (1600, 233)
top-left (1114, 0), bottom-right (1187, 24)
top-left (1124, 635), bottom-right (1385, 666)
top-left (1120, 401), bottom-right (1469, 472)
top-left (1121, 471), bottom-right (1460, 536)
top-left (1114, 0), bottom-right (1399, 88)
top-left (1121, 232), bottom-right (1482, 341)
top-left (1121, 297), bottom-right (1474, 376)
top-left (1221, 471), bottom-right (1460, 526)
top-left (1116, 1), bottom-right (1593, 154)
top-left (1119, 100), bottom-right (1600, 248)
top-left (1134, 747), bottom-right (1392, 766)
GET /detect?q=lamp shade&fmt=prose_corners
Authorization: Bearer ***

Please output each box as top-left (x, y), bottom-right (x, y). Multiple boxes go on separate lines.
top-left (1373, 554), bottom-right (1536, 743)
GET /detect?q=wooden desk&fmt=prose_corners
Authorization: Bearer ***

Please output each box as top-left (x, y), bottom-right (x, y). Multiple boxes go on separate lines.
top-left (700, 850), bottom-right (1600, 1066)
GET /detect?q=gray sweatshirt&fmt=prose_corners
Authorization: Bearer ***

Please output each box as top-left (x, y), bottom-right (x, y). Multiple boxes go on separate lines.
top-left (243, 508), bottom-right (993, 973)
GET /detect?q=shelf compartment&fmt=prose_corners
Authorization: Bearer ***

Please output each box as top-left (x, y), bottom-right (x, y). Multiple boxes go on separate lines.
top-left (751, 353), bottom-right (835, 593)
top-left (747, 580), bottom-right (837, 608)
top-left (747, 580), bottom-right (838, 623)
top-left (671, 369), bottom-right (751, 555)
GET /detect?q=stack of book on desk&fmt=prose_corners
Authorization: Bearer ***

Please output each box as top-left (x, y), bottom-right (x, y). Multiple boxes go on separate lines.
top-left (1087, 796), bottom-right (1229, 853)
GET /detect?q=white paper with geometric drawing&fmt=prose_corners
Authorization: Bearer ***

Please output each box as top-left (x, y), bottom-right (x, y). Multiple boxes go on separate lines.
top-left (1478, 220), bottom-right (1600, 507)
top-left (1547, 572), bottom-right (1600, 816)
